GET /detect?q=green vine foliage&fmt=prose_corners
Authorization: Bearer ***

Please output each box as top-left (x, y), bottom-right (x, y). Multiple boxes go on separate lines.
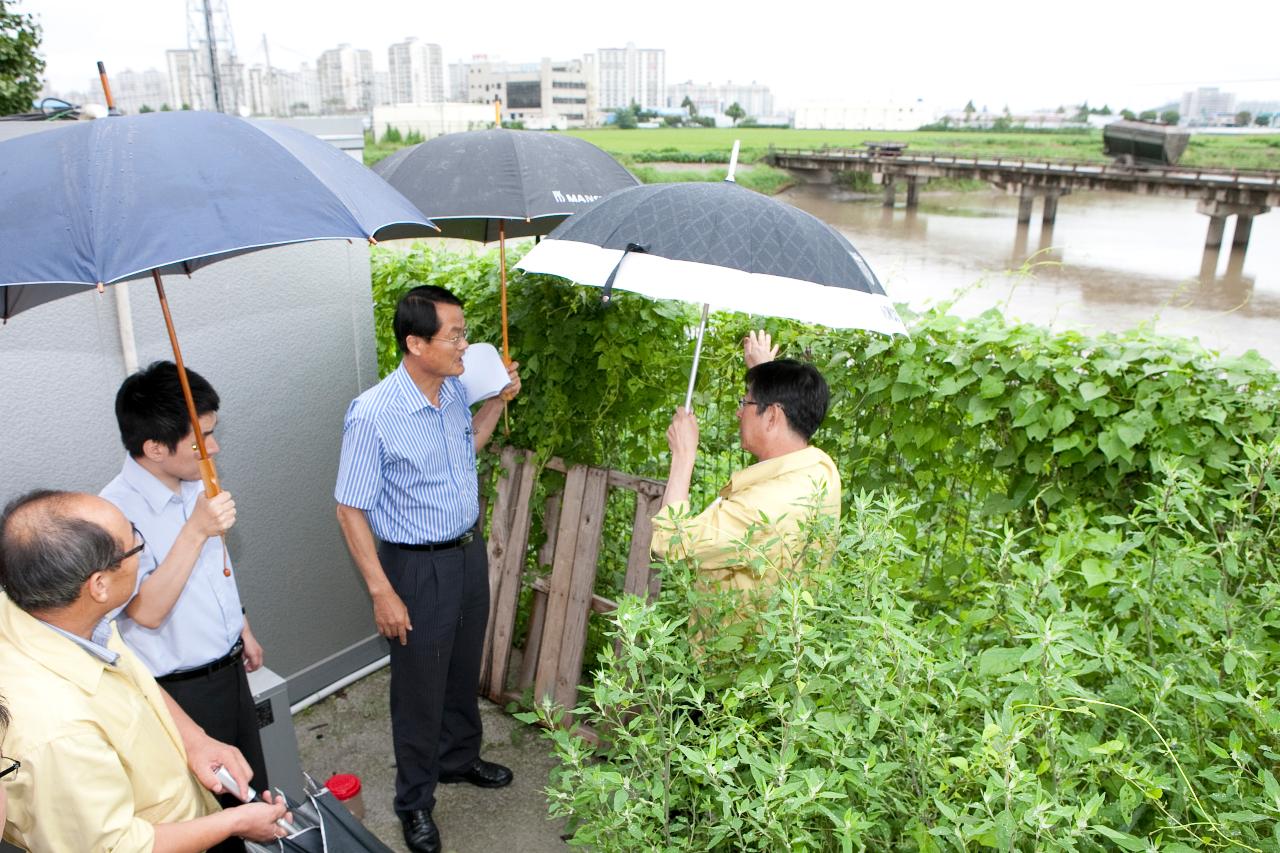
top-left (372, 243), bottom-right (1280, 850)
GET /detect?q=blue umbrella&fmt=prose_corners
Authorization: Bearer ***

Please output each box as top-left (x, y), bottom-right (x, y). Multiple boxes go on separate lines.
top-left (0, 111), bottom-right (437, 494)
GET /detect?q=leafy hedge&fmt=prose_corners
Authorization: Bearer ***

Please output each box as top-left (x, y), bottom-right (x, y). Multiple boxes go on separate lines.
top-left (371, 244), bottom-right (1280, 850)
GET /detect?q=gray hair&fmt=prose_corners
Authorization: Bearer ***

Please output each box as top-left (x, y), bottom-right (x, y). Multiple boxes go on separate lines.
top-left (0, 490), bottom-right (119, 611)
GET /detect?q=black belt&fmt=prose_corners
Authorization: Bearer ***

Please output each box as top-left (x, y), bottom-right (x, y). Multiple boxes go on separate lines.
top-left (390, 530), bottom-right (475, 552)
top-left (156, 639), bottom-right (243, 683)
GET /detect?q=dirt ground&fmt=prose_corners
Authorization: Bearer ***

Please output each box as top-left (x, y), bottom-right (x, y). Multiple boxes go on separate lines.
top-left (295, 665), bottom-right (568, 853)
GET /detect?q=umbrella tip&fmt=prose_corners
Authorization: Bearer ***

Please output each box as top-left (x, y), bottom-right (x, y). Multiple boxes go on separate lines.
top-left (368, 236), bottom-right (379, 246)
top-left (96, 282), bottom-right (105, 294)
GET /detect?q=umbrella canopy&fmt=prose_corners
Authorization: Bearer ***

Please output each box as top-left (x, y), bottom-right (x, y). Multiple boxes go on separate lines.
top-left (372, 128), bottom-right (638, 241)
top-left (0, 110), bottom-right (435, 319)
top-left (515, 180), bottom-right (906, 336)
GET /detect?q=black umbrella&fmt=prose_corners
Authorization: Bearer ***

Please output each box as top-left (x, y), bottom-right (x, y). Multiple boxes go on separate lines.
top-left (373, 128), bottom-right (638, 363)
top-left (516, 175), bottom-right (906, 407)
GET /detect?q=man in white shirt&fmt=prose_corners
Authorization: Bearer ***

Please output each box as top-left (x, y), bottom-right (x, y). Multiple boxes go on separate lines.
top-left (100, 361), bottom-right (267, 850)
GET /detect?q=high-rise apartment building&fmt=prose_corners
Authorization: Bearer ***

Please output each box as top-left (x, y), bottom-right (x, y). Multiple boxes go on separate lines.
top-left (246, 63), bottom-right (323, 116)
top-left (317, 44), bottom-right (374, 113)
top-left (597, 43), bottom-right (664, 110)
top-left (1180, 87), bottom-right (1236, 125)
top-left (107, 68), bottom-right (171, 114)
top-left (167, 48), bottom-right (207, 110)
top-left (388, 38), bottom-right (445, 104)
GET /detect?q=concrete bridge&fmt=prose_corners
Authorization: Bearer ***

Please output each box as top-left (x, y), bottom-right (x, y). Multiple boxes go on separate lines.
top-left (765, 147), bottom-right (1280, 263)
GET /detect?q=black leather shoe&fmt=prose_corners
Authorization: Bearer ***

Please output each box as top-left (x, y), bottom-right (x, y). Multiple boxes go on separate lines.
top-left (438, 757), bottom-right (514, 788)
top-left (398, 809), bottom-right (441, 853)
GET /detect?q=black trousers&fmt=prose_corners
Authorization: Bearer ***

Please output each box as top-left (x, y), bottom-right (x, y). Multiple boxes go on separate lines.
top-left (379, 534), bottom-right (490, 813)
top-left (161, 654), bottom-right (269, 852)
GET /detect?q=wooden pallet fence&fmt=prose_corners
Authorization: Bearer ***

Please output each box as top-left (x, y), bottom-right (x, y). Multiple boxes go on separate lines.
top-left (479, 447), bottom-right (665, 721)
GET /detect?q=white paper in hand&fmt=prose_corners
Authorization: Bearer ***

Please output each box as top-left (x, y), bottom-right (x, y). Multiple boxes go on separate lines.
top-left (460, 342), bottom-right (510, 406)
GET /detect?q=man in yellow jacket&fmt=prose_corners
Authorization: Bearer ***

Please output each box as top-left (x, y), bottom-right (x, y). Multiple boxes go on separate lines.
top-left (651, 332), bottom-right (841, 593)
top-left (0, 490), bottom-right (288, 852)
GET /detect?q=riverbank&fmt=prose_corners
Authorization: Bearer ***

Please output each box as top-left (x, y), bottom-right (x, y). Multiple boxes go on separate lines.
top-left (366, 127), bottom-right (1280, 176)
top-left (562, 127), bottom-right (1280, 171)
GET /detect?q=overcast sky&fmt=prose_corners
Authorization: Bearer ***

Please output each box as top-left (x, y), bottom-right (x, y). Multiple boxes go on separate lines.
top-left (21, 0), bottom-right (1280, 113)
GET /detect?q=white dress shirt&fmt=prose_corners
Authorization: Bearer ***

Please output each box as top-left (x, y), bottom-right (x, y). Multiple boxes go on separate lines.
top-left (101, 455), bottom-right (245, 675)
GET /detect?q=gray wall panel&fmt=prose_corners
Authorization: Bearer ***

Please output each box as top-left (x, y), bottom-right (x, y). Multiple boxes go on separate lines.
top-left (0, 239), bottom-right (386, 699)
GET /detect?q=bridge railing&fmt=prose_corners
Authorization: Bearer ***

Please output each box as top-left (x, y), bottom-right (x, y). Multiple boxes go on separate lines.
top-left (767, 147), bottom-right (1280, 188)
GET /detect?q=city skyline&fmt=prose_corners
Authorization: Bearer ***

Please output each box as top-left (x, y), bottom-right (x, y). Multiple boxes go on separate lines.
top-left (20, 0), bottom-right (1280, 115)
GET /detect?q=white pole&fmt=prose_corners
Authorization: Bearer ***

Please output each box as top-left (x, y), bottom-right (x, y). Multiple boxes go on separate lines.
top-left (113, 282), bottom-right (139, 375)
top-left (683, 303), bottom-right (710, 410)
top-left (726, 139), bottom-right (741, 182)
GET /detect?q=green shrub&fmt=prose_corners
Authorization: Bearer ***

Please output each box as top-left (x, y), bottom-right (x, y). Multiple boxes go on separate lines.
top-left (371, 244), bottom-right (1280, 850)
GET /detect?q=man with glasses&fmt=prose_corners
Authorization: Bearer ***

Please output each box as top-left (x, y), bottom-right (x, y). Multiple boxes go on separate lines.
top-left (652, 331), bottom-right (841, 594)
top-left (0, 490), bottom-right (289, 851)
top-left (335, 285), bottom-right (520, 853)
top-left (99, 361), bottom-right (269, 849)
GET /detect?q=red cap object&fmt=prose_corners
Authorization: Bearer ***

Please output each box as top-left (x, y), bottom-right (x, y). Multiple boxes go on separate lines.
top-left (326, 773), bottom-right (362, 800)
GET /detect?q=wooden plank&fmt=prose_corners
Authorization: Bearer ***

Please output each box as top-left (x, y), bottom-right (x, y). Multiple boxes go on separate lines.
top-left (538, 490), bottom-right (562, 570)
top-left (543, 456), bottom-right (664, 498)
top-left (516, 586), bottom-right (548, 691)
top-left (485, 450), bottom-right (537, 698)
top-left (531, 577), bottom-right (617, 615)
top-left (553, 467), bottom-right (609, 714)
top-left (622, 492), bottom-right (661, 600)
top-left (533, 465), bottom-right (588, 704)
top-left (479, 447), bottom-right (520, 688)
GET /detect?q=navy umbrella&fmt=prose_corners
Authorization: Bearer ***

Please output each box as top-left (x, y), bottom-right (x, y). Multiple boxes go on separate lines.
top-left (517, 174), bottom-right (906, 407)
top-left (0, 110), bottom-right (436, 496)
top-left (374, 128), bottom-right (637, 362)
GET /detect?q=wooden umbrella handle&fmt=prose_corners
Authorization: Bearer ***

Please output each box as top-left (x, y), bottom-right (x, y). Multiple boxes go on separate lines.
top-left (152, 270), bottom-right (221, 497)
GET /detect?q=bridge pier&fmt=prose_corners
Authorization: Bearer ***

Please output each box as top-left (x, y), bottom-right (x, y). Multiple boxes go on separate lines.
top-left (1197, 199), bottom-right (1269, 257)
top-left (906, 177), bottom-right (922, 208)
top-left (1017, 191), bottom-right (1034, 224)
top-left (1042, 190), bottom-right (1069, 225)
top-left (883, 178), bottom-right (897, 208)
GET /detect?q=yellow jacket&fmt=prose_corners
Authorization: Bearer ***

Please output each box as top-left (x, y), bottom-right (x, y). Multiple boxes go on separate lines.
top-left (0, 594), bottom-right (218, 852)
top-left (650, 445), bottom-right (841, 592)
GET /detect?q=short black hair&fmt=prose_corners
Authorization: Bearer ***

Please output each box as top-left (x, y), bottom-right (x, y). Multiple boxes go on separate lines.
top-left (0, 490), bottom-right (120, 612)
top-left (745, 359), bottom-right (830, 441)
top-left (115, 361), bottom-right (219, 457)
top-left (393, 285), bottom-right (464, 353)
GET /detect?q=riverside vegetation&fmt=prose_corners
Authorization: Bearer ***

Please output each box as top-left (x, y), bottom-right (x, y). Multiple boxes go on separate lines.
top-left (371, 244), bottom-right (1280, 851)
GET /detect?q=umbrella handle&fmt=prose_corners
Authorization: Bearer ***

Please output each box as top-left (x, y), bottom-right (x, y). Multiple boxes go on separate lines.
top-left (684, 303), bottom-right (710, 410)
top-left (153, 270), bottom-right (221, 498)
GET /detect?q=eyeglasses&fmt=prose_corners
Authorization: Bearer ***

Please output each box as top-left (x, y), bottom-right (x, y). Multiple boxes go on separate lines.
top-left (0, 757), bottom-right (19, 780)
top-left (431, 328), bottom-right (468, 347)
top-left (107, 524), bottom-right (147, 569)
top-left (738, 396), bottom-right (771, 413)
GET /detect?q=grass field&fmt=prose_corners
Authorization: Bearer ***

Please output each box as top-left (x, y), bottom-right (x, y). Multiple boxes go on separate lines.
top-left (560, 127), bottom-right (1280, 171)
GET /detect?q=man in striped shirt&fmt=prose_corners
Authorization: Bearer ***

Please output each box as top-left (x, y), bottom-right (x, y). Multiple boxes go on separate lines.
top-left (334, 285), bottom-right (519, 853)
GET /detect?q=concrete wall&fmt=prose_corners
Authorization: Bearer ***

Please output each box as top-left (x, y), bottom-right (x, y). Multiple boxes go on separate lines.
top-left (0, 240), bottom-right (387, 701)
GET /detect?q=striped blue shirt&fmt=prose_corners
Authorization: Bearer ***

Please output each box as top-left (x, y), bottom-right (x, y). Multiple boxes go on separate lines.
top-left (335, 363), bottom-right (479, 543)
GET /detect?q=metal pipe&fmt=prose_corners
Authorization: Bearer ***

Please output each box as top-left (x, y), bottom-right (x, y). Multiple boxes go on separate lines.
top-left (683, 303), bottom-right (710, 410)
top-left (113, 283), bottom-right (139, 375)
top-left (289, 655), bottom-right (390, 715)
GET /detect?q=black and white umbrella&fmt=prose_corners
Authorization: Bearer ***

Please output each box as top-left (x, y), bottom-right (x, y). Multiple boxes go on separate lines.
top-left (374, 128), bottom-right (638, 362)
top-left (516, 168), bottom-right (906, 406)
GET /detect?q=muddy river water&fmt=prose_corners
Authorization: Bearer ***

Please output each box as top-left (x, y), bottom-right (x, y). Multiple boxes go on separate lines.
top-left (781, 184), bottom-right (1280, 367)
